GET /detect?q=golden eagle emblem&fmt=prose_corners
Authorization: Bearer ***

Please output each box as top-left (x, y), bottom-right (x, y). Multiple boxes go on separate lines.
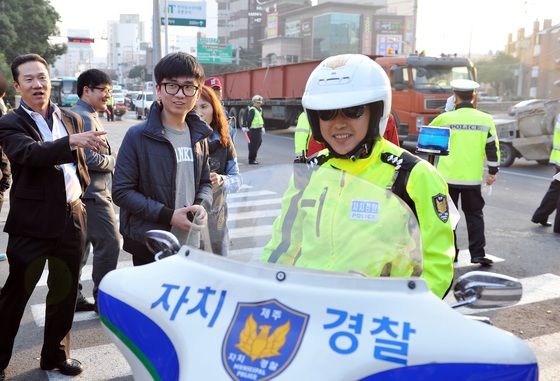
top-left (235, 314), bottom-right (291, 361)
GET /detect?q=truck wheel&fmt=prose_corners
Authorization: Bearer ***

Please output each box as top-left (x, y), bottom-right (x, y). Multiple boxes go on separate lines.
top-left (536, 159), bottom-right (549, 165)
top-left (238, 108), bottom-right (247, 129)
top-left (136, 111), bottom-right (141, 120)
top-left (144, 108), bottom-right (149, 119)
top-left (228, 108), bottom-right (238, 128)
top-left (500, 143), bottom-right (516, 167)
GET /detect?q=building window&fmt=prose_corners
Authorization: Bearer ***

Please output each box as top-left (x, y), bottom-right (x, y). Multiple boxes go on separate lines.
top-left (313, 13), bottom-right (361, 59)
top-left (286, 55), bottom-right (299, 63)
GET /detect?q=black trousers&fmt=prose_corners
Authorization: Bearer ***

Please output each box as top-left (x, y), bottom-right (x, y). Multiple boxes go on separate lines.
top-left (449, 186), bottom-right (486, 259)
top-left (248, 128), bottom-right (263, 162)
top-left (532, 166), bottom-right (560, 233)
top-left (0, 201), bottom-right (86, 370)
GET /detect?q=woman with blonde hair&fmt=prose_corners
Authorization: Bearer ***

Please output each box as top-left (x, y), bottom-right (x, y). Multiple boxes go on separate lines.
top-left (194, 85), bottom-right (241, 255)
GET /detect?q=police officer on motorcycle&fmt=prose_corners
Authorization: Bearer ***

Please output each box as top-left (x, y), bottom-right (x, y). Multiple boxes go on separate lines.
top-left (262, 54), bottom-right (455, 298)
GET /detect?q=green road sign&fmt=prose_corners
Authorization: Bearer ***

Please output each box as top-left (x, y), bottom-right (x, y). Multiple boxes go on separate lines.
top-left (197, 39), bottom-right (233, 64)
top-left (161, 17), bottom-right (206, 27)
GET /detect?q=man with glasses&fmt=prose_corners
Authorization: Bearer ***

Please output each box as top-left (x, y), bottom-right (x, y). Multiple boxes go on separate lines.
top-left (113, 52), bottom-right (213, 266)
top-left (262, 54), bottom-right (455, 299)
top-left (71, 69), bottom-right (120, 312)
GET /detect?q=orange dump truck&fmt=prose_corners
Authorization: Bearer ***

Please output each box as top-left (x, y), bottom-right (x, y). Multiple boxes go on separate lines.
top-left (214, 54), bottom-right (476, 145)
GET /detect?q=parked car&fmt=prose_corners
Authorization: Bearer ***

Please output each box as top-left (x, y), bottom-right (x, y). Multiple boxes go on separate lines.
top-left (134, 92), bottom-right (154, 119)
top-left (112, 89), bottom-right (126, 106)
top-left (125, 91), bottom-right (140, 111)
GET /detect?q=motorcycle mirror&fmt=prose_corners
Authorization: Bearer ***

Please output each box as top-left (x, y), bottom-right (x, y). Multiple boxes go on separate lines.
top-left (452, 271), bottom-right (522, 309)
top-left (144, 230), bottom-right (181, 260)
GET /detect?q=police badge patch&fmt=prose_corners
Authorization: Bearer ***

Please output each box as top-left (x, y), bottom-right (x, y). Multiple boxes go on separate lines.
top-left (432, 194), bottom-right (449, 222)
top-left (222, 299), bottom-right (309, 381)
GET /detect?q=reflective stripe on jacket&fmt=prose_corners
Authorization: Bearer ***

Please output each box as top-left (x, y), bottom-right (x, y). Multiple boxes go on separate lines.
top-left (262, 138), bottom-right (455, 298)
top-left (550, 115), bottom-right (560, 166)
top-left (248, 106), bottom-right (264, 128)
top-left (430, 106), bottom-right (500, 185)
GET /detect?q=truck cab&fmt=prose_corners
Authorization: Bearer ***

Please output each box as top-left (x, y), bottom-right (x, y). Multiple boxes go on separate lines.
top-left (376, 55), bottom-right (477, 146)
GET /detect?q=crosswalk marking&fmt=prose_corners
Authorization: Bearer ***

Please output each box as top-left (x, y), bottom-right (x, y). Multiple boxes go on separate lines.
top-left (37, 260), bottom-right (133, 287)
top-left (228, 209), bottom-right (281, 221)
top-left (526, 332), bottom-right (560, 380)
top-left (227, 190), bottom-right (276, 199)
top-left (31, 297), bottom-right (97, 327)
top-left (454, 249), bottom-right (504, 268)
top-left (228, 198), bottom-right (282, 208)
top-left (46, 344), bottom-right (131, 380)
top-left (230, 225), bottom-right (273, 239)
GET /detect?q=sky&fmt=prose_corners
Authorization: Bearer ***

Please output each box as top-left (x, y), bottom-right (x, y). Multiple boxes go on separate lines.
top-left (47, 0), bottom-right (559, 59)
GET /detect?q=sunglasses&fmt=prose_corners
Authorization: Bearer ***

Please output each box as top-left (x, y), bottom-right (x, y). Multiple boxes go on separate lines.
top-left (317, 105), bottom-right (366, 121)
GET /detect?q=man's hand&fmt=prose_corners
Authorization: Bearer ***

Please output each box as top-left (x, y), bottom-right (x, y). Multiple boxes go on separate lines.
top-left (170, 205), bottom-right (207, 231)
top-left (69, 131), bottom-right (108, 151)
top-left (485, 174), bottom-right (497, 186)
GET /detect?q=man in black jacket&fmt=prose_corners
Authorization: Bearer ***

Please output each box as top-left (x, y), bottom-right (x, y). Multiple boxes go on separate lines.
top-left (113, 52), bottom-right (212, 266)
top-left (0, 53), bottom-right (107, 379)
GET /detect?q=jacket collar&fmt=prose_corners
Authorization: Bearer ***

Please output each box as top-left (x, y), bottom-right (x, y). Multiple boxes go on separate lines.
top-left (75, 99), bottom-right (96, 113)
top-left (144, 102), bottom-right (213, 143)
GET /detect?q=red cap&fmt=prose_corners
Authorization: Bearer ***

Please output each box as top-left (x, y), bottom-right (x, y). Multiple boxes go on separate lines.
top-left (204, 77), bottom-right (222, 89)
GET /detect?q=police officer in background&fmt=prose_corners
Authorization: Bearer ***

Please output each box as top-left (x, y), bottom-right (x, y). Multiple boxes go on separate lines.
top-left (531, 114), bottom-right (560, 233)
top-left (429, 79), bottom-right (500, 266)
top-left (262, 54), bottom-right (455, 298)
top-left (243, 94), bottom-right (264, 164)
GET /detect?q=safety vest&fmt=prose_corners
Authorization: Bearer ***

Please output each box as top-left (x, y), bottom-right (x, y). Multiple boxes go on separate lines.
top-left (550, 115), bottom-right (560, 166)
top-left (248, 106), bottom-right (264, 128)
top-left (294, 112), bottom-right (311, 155)
top-left (430, 107), bottom-right (500, 185)
top-left (262, 138), bottom-right (455, 298)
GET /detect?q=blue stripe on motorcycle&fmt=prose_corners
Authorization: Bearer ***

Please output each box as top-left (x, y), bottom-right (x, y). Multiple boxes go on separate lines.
top-left (98, 290), bottom-right (179, 381)
top-left (360, 363), bottom-right (538, 381)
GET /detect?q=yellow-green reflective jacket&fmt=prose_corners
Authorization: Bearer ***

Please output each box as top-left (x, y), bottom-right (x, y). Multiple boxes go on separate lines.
top-left (550, 115), bottom-right (560, 166)
top-left (430, 106), bottom-right (500, 185)
top-left (262, 138), bottom-right (455, 298)
top-left (248, 106), bottom-right (264, 128)
top-left (294, 112), bottom-right (311, 155)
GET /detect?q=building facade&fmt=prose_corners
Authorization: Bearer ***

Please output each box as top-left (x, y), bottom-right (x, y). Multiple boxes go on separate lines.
top-left (52, 29), bottom-right (94, 78)
top-left (107, 14), bottom-right (147, 84)
top-left (216, 0), bottom-right (415, 68)
top-left (506, 19), bottom-right (560, 99)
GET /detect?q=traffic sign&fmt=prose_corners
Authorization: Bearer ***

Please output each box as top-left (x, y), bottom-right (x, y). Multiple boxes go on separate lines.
top-left (160, 1), bottom-right (206, 27)
top-left (160, 17), bottom-right (206, 27)
top-left (197, 38), bottom-right (233, 64)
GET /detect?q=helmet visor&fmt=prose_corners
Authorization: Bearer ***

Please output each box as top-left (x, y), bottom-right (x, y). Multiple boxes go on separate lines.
top-left (316, 105), bottom-right (366, 121)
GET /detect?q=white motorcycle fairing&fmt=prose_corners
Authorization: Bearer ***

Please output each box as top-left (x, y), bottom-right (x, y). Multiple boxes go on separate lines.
top-left (98, 247), bottom-right (537, 381)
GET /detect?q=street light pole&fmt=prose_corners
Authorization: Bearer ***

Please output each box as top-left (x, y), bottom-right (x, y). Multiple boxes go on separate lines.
top-left (152, 0), bottom-right (162, 63)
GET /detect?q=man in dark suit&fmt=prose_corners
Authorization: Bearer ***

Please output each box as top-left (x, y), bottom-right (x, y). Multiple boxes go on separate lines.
top-left (72, 69), bottom-right (120, 312)
top-left (0, 53), bottom-right (108, 380)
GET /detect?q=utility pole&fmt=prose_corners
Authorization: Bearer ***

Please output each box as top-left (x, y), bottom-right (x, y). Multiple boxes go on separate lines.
top-left (152, 0), bottom-right (162, 64)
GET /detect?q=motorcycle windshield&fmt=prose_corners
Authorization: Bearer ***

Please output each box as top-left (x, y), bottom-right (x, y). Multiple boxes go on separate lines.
top-left (186, 163), bottom-right (423, 279)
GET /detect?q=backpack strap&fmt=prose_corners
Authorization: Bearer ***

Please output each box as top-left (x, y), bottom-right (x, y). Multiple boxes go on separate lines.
top-left (381, 151), bottom-right (421, 216)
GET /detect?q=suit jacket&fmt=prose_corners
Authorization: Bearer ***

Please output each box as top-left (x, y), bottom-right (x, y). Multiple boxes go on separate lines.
top-left (0, 106), bottom-right (90, 238)
top-left (71, 100), bottom-right (115, 201)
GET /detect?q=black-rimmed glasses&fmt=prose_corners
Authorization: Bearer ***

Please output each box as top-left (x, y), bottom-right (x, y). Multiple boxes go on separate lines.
top-left (93, 87), bottom-right (112, 95)
top-left (161, 82), bottom-right (199, 97)
top-left (317, 105), bottom-right (366, 121)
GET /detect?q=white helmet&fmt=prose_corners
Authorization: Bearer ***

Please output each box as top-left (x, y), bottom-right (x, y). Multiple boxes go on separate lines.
top-left (302, 54), bottom-right (391, 137)
top-left (252, 94), bottom-right (263, 102)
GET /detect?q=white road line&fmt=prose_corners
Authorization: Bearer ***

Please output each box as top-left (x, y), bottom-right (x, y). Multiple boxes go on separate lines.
top-left (37, 261), bottom-right (133, 287)
top-left (228, 209), bottom-right (281, 221)
top-left (526, 332), bottom-right (560, 381)
top-left (227, 190), bottom-right (276, 199)
top-left (46, 344), bottom-right (131, 380)
top-left (230, 225), bottom-right (273, 239)
top-left (454, 249), bottom-right (504, 268)
top-left (500, 169), bottom-right (555, 181)
top-left (228, 198), bottom-right (282, 208)
top-left (32, 297), bottom-right (97, 327)
top-left (227, 247), bottom-right (263, 262)
top-left (448, 273), bottom-right (560, 314)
